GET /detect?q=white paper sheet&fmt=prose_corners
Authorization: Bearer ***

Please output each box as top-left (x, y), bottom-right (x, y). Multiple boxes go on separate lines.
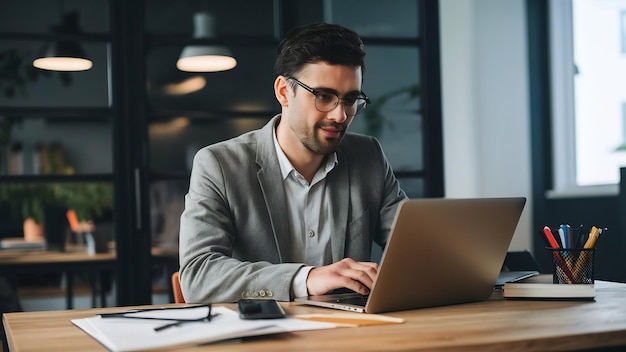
top-left (72, 306), bottom-right (335, 351)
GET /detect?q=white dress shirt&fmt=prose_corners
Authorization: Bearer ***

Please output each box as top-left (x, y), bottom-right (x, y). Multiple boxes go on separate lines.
top-left (273, 127), bottom-right (337, 297)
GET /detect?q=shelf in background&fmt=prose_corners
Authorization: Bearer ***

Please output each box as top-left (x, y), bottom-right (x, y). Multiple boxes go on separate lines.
top-left (0, 107), bottom-right (113, 119)
top-left (0, 174), bottom-right (113, 183)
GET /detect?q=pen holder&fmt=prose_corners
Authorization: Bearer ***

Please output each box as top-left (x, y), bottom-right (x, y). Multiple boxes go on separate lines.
top-left (549, 248), bottom-right (595, 284)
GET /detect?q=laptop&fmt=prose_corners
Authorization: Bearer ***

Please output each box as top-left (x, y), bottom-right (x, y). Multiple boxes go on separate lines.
top-left (496, 270), bottom-right (539, 287)
top-left (495, 250), bottom-right (541, 287)
top-left (295, 197), bottom-right (526, 313)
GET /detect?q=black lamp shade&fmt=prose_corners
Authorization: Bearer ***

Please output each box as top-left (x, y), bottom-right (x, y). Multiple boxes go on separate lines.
top-left (33, 11), bottom-right (93, 71)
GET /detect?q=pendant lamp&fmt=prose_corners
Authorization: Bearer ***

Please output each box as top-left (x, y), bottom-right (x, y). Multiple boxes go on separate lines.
top-left (33, 11), bottom-right (92, 72)
top-left (176, 12), bottom-right (237, 72)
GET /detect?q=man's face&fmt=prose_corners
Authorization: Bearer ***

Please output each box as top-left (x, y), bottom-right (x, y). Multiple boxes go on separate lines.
top-left (282, 62), bottom-right (363, 156)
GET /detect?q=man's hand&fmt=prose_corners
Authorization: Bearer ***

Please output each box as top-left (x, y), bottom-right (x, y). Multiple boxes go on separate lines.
top-left (306, 258), bottom-right (379, 296)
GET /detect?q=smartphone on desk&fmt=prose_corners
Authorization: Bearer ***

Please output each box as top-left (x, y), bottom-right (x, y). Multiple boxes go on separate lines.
top-left (238, 299), bottom-right (286, 319)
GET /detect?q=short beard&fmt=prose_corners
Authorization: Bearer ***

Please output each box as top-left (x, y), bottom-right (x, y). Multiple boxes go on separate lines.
top-left (301, 123), bottom-right (345, 155)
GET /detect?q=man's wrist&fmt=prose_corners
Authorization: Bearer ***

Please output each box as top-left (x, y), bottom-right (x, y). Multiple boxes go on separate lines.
top-left (292, 266), bottom-right (314, 298)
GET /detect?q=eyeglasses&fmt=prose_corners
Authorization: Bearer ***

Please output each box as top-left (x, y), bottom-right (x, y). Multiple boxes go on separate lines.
top-left (98, 304), bottom-right (217, 332)
top-left (287, 77), bottom-right (370, 117)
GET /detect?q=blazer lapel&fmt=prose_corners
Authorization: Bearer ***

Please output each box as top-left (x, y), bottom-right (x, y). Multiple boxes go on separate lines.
top-left (256, 115), bottom-right (293, 263)
top-left (327, 150), bottom-right (349, 262)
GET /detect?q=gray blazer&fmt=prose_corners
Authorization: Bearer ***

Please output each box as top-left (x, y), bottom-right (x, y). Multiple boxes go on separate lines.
top-left (179, 115), bottom-right (407, 303)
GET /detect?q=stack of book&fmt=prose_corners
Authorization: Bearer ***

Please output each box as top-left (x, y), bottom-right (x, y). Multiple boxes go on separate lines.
top-left (503, 274), bottom-right (595, 300)
top-left (0, 237), bottom-right (45, 250)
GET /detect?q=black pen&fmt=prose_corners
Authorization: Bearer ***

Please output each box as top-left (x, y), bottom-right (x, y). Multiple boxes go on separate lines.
top-left (576, 224), bottom-right (586, 248)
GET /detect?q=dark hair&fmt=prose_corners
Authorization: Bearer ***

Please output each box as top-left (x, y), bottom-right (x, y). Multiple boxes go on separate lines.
top-left (274, 23), bottom-right (366, 78)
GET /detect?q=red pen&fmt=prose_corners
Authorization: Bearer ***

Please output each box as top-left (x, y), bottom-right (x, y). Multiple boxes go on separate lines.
top-left (542, 226), bottom-right (574, 283)
top-left (542, 226), bottom-right (560, 248)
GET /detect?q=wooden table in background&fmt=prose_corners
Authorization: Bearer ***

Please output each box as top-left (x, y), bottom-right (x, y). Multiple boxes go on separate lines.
top-left (0, 245), bottom-right (181, 309)
top-left (0, 246), bottom-right (116, 309)
top-left (4, 281), bottom-right (626, 351)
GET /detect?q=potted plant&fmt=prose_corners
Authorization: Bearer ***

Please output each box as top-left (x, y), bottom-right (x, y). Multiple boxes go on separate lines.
top-left (0, 183), bottom-right (56, 241)
top-left (0, 182), bottom-right (112, 243)
top-left (57, 183), bottom-right (112, 224)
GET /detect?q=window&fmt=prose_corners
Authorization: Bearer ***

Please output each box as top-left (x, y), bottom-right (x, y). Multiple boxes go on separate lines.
top-left (549, 0), bottom-right (626, 197)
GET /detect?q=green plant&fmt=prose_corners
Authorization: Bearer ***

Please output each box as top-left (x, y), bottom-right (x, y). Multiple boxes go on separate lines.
top-left (0, 182), bottom-right (112, 224)
top-left (56, 183), bottom-right (113, 222)
top-left (0, 49), bottom-right (72, 99)
top-left (362, 84), bottom-right (420, 138)
top-left (0, 183), bottom-right (56, 223)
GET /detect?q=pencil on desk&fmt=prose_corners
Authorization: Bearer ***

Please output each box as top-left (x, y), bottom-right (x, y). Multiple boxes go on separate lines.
top-left (293, 313), bottom-right (404, 327)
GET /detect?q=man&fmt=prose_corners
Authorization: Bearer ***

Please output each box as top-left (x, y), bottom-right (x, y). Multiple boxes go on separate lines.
top-left (179, 22), bottom-right (407, 303)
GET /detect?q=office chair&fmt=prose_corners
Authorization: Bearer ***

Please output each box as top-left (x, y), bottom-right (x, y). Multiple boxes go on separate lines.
top-left (171, 271), bottom-right (185, 303)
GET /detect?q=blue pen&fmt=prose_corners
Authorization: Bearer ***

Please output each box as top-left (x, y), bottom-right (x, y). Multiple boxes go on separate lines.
top-left (558, 225), bottom-right (568, 249)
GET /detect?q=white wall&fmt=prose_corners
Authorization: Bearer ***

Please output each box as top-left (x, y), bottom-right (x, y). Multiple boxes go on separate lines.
top-left (439, 0), bottom-right (533, 251)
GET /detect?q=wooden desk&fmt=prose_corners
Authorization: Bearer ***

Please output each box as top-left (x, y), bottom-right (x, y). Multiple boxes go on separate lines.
top-left (4, 281), bottom-right (626, 351)
top-left (0, 246), bottom-right (116, 309)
